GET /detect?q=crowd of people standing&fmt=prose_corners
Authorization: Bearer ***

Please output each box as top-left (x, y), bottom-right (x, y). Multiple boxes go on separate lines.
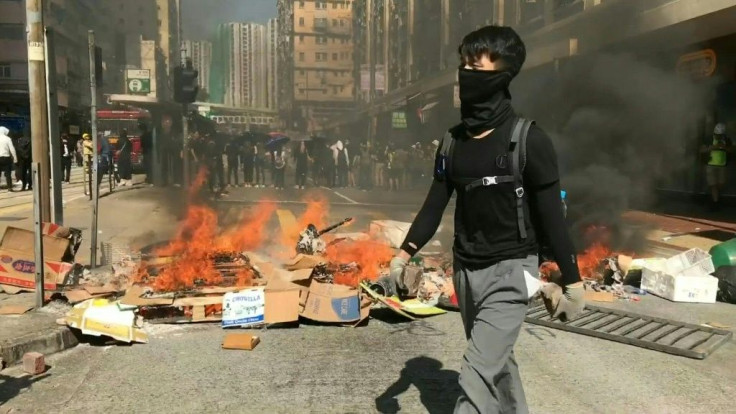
top-left (185, 129), bottom-right (437, 194)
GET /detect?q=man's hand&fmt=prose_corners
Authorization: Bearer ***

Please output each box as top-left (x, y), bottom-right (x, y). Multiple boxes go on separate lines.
top-left (541, 281), bottom-right (585, 322)
top-left (389, 256), bottom-right (409, 292)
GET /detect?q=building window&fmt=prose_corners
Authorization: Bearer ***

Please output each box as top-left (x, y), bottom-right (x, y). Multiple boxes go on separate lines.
top-left (317, 36), bottom-right (328, 45)
top-left (332, 53), bottom-right (338, 61)
top-left (299, 35), bottom-right (304, 42)
top-left (340, 19), bottom-right (345, 27)
top-left (299, 88), bottom-right (305, 95)
top-left (332, 19), bottom-right (337, 27)
top-left (333, 2), bottom-right (337, 8)
top-left (299, 17), bottom-right (305, 26)
top-left (0, 65), bottom-right (11, 79)
top-left (0, 24), bottom-right (24, 40)
top-left (299, 1), bottom-right (304, 8)
top-left (299, 70), bottom-right (305, 75)
top-left (299, 52), bottom-right (305, 61)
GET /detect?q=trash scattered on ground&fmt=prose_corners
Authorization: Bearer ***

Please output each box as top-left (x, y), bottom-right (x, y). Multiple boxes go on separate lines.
top-left (22, 352), bottom-right (46, 375)
top-left (641, 248), bottom-right (718, 303)
top-left (63, 298), bottom-right (148, 343)
top-left (0, 304), bottom-right (34, 315)
top-left (222, 333), bottom-right (260, 351)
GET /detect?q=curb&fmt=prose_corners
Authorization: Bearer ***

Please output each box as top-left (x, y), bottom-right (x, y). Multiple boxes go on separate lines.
top-left (0, 326), bottom-right (79, 368)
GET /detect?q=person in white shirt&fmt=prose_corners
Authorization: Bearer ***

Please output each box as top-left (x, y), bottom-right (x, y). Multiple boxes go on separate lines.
top-left (0, 127), bottom-right (18, 192)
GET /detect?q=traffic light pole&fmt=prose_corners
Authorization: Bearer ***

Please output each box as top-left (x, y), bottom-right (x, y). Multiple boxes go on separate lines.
top-left (182, 106), bottom-right (189, 187)
top-left (88, 30), bottom-right (100, 268)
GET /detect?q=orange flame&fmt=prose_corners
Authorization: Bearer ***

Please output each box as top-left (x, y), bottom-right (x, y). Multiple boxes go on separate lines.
top-left (326, 238), bottom-right (393, 287)
top-left (137, 179), bottom-right (276, 292)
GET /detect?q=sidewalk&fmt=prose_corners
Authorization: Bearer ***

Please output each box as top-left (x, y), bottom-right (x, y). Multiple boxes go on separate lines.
top-left (0, 181), bottom-right (179, 367)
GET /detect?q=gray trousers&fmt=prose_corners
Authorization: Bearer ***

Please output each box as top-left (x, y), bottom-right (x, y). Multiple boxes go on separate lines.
top-left (453, 255), bottom-right (537, 414)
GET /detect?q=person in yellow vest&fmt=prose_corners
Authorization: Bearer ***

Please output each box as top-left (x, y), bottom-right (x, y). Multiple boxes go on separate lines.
top-left (701, 123), bottom-right (732, 210)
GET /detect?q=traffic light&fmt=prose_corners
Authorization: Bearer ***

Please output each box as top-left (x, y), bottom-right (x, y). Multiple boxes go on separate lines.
top-left (94, 46), bottom-right (103, 87)
top-left (174, 63), bottom-right (199, 104)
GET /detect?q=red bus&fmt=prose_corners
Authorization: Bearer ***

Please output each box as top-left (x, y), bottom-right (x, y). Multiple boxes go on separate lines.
top-left (96, 109), bottom-right (149, 170)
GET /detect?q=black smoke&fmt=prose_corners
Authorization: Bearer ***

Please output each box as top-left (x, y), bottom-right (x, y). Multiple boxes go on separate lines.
top-left (514, 53), bottom-right (713, 251)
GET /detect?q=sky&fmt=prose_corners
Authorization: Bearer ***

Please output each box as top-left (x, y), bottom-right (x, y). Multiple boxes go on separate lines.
top-left (181, 0), bottom-right (277, 40)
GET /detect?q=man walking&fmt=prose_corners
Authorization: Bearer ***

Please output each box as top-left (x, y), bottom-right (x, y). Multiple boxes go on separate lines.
top-left (389, 26), bottom-right (584, 413)
top-left (0, 127), bottom-right (18, 192)
top-left (61, 133), bottom-right (73, 183)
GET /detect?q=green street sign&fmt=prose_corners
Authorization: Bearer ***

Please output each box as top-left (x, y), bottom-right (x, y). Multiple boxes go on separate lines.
top-left (126, 69), bottom-right (151, 95)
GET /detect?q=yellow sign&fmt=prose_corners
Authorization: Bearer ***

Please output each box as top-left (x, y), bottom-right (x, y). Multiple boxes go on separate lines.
top-left (676, 49), bottom-right (716, 79)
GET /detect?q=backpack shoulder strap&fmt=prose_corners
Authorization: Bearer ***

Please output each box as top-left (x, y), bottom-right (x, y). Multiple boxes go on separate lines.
top-left (435, 125), bottom-right (459, 182)
top-left (510, 117), bottom-right (534, 240)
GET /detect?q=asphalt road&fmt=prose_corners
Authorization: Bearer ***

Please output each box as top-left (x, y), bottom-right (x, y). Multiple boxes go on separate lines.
top-left (1, 182), bottom-right (736, 413)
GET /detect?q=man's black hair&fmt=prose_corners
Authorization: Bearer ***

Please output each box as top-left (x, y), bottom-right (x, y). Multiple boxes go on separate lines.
top-left (458, 25), bottom-right (527, 76)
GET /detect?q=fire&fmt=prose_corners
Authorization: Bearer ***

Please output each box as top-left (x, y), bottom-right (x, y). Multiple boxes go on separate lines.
top-left (540, 242), bottom-right (612, 281)
top-left (326, 238), bottom-right (393, 287)
top-left (136, 172), bottom-right (276, 292)
top-left (279, 196), bottom-right (329, 247)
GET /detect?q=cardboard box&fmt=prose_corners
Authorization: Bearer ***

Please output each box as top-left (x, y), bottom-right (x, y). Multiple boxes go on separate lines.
top-left (222, 333), bottom-right (260, 350)
top-left (641, 249), bottom-right (718, 303)
top-left (0, 227), bottom-right (74, 290)
top-left (300, 280), bottom-right (363, 323)
top-left (641, 266), bottom-right (718, 303)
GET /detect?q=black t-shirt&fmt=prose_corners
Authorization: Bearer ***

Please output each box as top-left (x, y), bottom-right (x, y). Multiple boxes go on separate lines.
top-left (452, 117), bottom-right (558, 266)
top-left (403, 116), bottom-right (559, 268)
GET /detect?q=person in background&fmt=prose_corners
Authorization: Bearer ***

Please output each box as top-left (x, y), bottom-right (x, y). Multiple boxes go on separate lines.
top-left (334, 139), bottom-right (349, 188)
top-left (205, 133), bottom-right (225, 194)
top-left (701, 123), bottom-right (733, 211)
top-left (373, 142), bottom-right (387, 189)
top-left (60, 133), bottom-right (73, 183)
top-left (253, 142), bottom-right (266, 188)
top-left (358, 141), bottom-right (373, 191)
top-left (386, 143), bottom-right (400, 191)
top-left (117, 129), bottom-right (133, 186)
top-left (271, 146), bottom-right (286, 190)
top-left (139, 123), bottom-right (153, 184)
top-left (0, 127), bottom-right (18, 192)
top-left (16, 133), bottom-right (32, 190)
top-left (241, 138), bottom-right (254, 187)
top-left (346, 139), bottom-right (356, 188)
top-left (75, 137), bottom-right (84, 167)
top-left (225, 135), bottom-right (240, 188)
top-left (294, 141), bottom-right (310, 190)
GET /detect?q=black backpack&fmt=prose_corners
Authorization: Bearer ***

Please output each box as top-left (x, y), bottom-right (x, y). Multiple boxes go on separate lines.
top-left (435, 117), bottom-right (534, 240)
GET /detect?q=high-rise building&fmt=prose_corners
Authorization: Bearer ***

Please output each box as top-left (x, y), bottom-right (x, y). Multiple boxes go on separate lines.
top-left (114, 0), bottom-right (159, 68)
top-left (266, 18), bottom-right (279, 111)
top-left (183, 40), bottom-right (212, 97)
top-left (211, 22), bottom-right (269, 109)
top-left (278, 0), bottom-right (356, 132)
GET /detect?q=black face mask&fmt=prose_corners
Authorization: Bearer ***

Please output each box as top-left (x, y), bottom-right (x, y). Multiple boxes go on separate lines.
top-left (458, 67), bottom-right (514, 135)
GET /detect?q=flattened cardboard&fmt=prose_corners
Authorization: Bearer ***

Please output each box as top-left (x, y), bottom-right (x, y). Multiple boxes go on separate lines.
top-left (119, 285), bottom-right (174, 307)
top-left (222, 333), bottom-right (260, 350)
top-left (584, 291), bottom-right (615, 302)
top-left (300, 280), bottom-right (362, 323)
top-left (64, 299), bottom-right (148, 343)
top-left (284, 254), bottom-right (324, 271)
top-left (0, 284), bottom-right (25, 294)
top-left (360, 282), bottom-right (416, 320)
top-left (83, 284), bottom-right (120, 295)
top-left (0, 304), bottom-right (34, 315)
top-left (64, 289), bottom-right (96, 304)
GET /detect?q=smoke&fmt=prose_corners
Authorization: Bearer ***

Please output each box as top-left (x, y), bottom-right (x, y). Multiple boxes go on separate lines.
top-left (515, 53), bottom-right (712, 250)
